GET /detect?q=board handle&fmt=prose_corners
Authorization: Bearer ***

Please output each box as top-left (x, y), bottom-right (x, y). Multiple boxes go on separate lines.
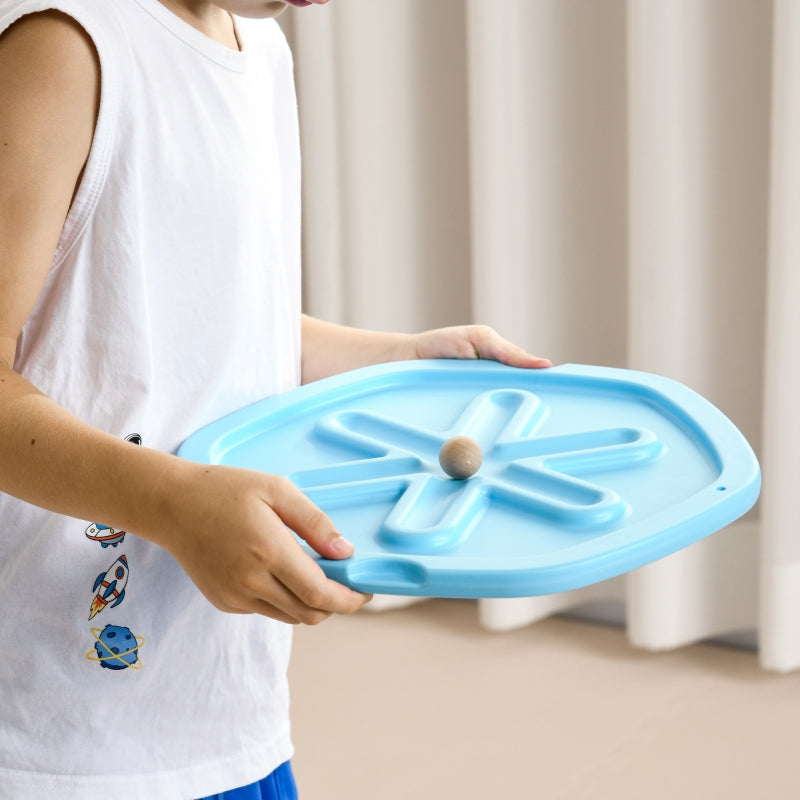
top-left (321, 557), bottom-right (429, 595)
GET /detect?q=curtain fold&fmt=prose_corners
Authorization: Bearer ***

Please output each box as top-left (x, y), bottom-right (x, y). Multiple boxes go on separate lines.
top-left (285, 0), bottom-right (795, 671)
top-left (760, 0), bottom-right (800, 672)
top-left (624, 0), bottom-right (770, 653)
top-left (466, 0), bottom-right (629, 365)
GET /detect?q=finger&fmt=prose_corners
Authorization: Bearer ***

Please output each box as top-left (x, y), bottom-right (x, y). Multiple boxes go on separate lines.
top-left (227, 599), bottom-right (307, 626)
top-left (246, 591), bottom-right (333, 626)
top-left (271, 536), bottom-right (372, 614)
top-left (264, 475), bottom-right (355, 560)
top-left (272, 571), bottom-right (362, 625)
top-left (203, 587), bottom-right (305, 625)
top-left (254, 557), bottom-right (367, 623)
top-left (244, 503), bottom-right (371, 615)
top-left (223, 562), bottom-right (356, 624)
top-left (468, 325), bottom-right (552, 368)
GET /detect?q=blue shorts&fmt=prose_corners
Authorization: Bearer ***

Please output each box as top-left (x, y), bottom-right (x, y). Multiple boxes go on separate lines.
top-left (198, 761), bottom-right (298, 800)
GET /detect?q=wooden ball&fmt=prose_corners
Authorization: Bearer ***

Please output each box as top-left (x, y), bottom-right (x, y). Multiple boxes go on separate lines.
top-left (439, 435), bottom-right (482, 480)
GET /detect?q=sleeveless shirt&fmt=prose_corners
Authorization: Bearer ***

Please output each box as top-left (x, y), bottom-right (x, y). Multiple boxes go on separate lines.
top-left (0, 1), bottom-right (301, 796)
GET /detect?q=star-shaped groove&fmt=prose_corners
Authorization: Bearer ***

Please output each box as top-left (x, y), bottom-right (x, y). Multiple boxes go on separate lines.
top-left (290, 389), bottom-right (664, 555)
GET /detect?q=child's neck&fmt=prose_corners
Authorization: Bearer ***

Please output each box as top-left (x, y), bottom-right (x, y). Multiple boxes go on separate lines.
top-left (156, 1), bottom-right (240, 50)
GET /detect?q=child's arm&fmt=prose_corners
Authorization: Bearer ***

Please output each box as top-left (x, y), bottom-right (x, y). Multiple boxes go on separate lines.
top-left (301, 315), bottom-right (552, 384)
top-left (0, 12), bottom-right (369, 625)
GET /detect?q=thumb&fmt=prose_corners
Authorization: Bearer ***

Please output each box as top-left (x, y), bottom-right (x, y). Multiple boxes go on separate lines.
top-left (308, 528), bottom-right (355, 561)
top-left (268, 476), bottom-right (355, 560)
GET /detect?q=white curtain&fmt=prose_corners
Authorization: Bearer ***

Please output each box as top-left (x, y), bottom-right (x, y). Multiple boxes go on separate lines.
top-left (281, 0), bottom-right (799, 671)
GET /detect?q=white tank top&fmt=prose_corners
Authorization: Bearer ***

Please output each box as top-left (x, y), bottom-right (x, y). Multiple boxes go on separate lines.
top-left (0, 1), bottom-right (301, 796)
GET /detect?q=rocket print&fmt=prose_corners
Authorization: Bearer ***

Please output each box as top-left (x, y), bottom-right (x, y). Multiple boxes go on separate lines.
top-left (89, 554), bottom-right (129, 620)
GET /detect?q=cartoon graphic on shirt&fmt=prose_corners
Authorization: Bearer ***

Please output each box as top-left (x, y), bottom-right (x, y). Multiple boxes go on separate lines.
top-left (89, 554), bottom-right (129, 620)
top-left (86, 624), bottom-right (144, 670)
top-left (85, 523), bottom-right (126, 548)
top-left (82, 434), bottom-right (145, 670)
top-left (83, 434), bottom-right (142, 549)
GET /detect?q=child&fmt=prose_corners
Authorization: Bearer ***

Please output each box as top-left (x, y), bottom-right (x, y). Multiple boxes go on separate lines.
top-left (0, 1), bottom-right (550, 797)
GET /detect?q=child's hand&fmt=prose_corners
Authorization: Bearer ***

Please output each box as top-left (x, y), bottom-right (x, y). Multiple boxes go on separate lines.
top-left (301, 317), bottom-right (552, 383)
top-left (154, 462), bottom-right (371, 625)
top-left (407, 324), bottom-right (552, 369)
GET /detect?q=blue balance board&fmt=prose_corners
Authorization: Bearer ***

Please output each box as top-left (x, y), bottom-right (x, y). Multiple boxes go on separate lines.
top-left (178, 361), bottom-right (761, 598)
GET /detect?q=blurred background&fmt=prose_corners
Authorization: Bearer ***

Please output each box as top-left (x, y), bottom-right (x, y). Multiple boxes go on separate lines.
top-left (277, 1), bottom-right (800, 794)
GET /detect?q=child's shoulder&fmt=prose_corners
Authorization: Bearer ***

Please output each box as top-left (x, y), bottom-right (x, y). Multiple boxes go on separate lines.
top-left (1, 0), bottom-right (125, 35)
top-left (1, 0), bottom-right (130, 76)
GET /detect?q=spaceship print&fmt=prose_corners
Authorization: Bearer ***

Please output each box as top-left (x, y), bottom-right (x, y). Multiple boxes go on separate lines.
top-left (85, 522), bottom-right (126, 548)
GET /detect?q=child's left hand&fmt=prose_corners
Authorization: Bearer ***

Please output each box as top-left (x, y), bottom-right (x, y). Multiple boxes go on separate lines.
top-left (404, 324), bottom-right (552, 369)
top-left (300, 316), bottom-right (551, 384)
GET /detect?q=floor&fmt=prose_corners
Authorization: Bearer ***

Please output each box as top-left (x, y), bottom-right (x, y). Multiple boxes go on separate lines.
top-left (289, 600), bottom-right (800, 800)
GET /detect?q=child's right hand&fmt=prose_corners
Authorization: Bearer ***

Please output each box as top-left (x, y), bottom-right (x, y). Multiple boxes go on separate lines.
top-left (151, 461), bottom-right (372, 625)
